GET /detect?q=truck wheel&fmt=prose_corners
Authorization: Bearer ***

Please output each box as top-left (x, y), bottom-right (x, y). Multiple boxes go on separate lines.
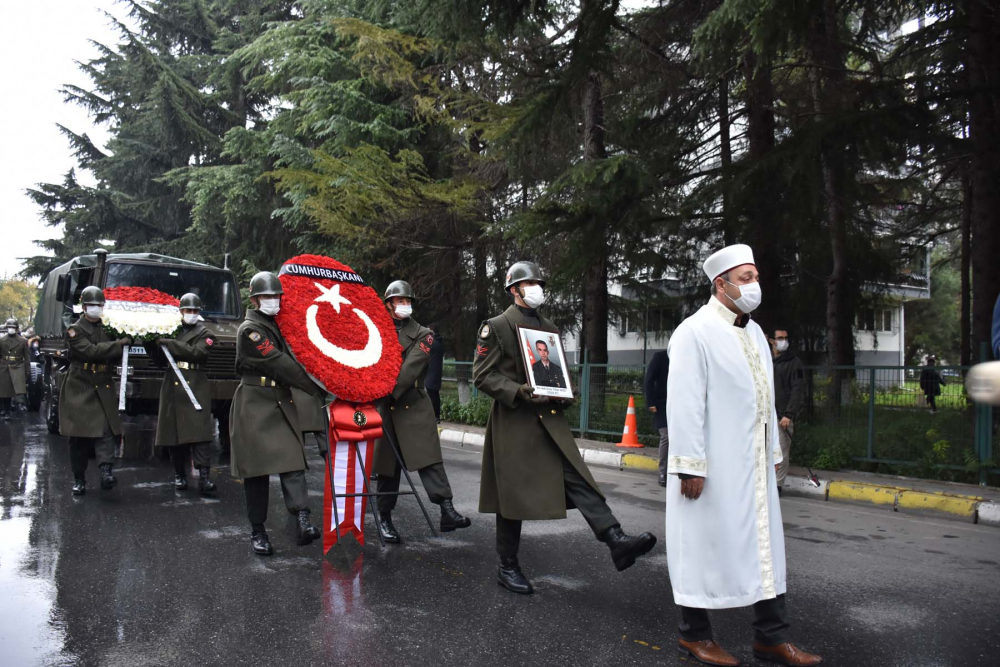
top-left (44, 365), bottom-right (60, 435)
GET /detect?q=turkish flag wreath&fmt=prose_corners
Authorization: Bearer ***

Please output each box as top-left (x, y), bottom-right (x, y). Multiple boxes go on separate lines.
top-left (274, 254), bottom-right (402, 551)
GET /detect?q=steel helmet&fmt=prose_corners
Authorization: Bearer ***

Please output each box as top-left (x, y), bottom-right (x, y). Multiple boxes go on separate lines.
top-left (81, 286), bottom-right (106, 305)
top-left (5, 318), bottom-right (17, 329)
top-left (504, 261), bottom-right (546, 290)
top-left (248, 271), bottom-right (284, 297)
top-left (383, 280), bottom-right (414, 302)
top-left (179, 293), bottom-right (204, 310)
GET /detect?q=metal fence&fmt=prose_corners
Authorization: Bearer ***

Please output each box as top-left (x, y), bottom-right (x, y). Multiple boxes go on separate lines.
top-left (439, 359), bottom-right (998, 485)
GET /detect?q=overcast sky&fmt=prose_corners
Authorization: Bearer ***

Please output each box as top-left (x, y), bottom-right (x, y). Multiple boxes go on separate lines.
top-left (0, 1), bottom-right (131, 279)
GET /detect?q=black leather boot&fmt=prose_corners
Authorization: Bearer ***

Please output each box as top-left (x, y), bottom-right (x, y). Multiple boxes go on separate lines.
top-left (99, 463), bottom-right (118, 490)
top-left (498, 556), bottom-right (533, 595)
top-left (439, 499), bottom-right (471, 532)
top-left (658, 471), bottom-right (667, 487)
top-left (297, 510), bottom-right (321, 546)
top-left (198, 466), bottom-right (217, 496)
top-left (174, 473), bottom-right (188, 491)
top-left (601, 525), bottom-right (657, 572)
top-left (378, 513), bottom-right (401, 543)
top-left (250, 529), bottom-right (273, 556)
top-left (72, 476), bottom-right (86, 496)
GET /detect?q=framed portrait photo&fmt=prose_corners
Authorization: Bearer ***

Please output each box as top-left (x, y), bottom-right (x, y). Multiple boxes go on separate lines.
top-left (516, 326), bottom-right (574, 399)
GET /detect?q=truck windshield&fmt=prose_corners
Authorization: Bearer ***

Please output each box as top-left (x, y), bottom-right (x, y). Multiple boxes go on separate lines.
top-left (105, 263), bottom-right (241, 318)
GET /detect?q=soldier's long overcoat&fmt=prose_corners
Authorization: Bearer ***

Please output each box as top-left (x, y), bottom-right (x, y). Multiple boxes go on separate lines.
top-left (59, 317), bottom-right (125, 438)
top-left (0, 333), bottom-right (29, 397)
top-left (473, 305), bottom-right (603, 520)
top-left (229, 309), bottom-right (323, 479)
top-left (373, 317), bottom-right (443, 475)
top-left (155, 323), bottom-right (215, 447)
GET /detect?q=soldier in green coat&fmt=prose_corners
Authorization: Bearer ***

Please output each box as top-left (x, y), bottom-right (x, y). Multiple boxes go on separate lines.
top-left (0, 318), bottom-right (29, 420)
top-left (372, 280), bottom-right (470, 543)
top-left (230, 272), bottom-right (326, 556)
top-left (154, 293), bottom-right (217, 496)
top-left (473, 262), bottom-right (657, 595)
top-left (59, 287), bottom-right (132, 495)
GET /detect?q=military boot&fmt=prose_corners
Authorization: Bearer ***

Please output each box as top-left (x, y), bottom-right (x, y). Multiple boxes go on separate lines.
top-left (439, 499), bottom-right (471, 532)
top-left (498, 556), bottom-right (533, 595)
top-left (174, 473), bottom-right (188, 491)
top-left (297, 510), bottom-right (321, 546)
top-left (72, 476), bottom-right (87, 496)
top-left (99, 463), bottom-right (118, 490)
top-left (601, 525), bottom-right (657, 572)
top-left (198, 466), bottom-right (217, 496)
top-left (378, 513), bottom-right (401, 544)
top-left (250, 529), bottom-right (273, 556)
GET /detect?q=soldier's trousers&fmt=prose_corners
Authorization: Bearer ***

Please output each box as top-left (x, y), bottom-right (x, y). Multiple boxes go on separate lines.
top-left (167, 442), bottom-right (212, 474)
top-left (244, 470), bottom-right (310, 530)
top-left (496, 455), bottom-right (618, 558)
top-left (377, 461), bottom-right (452, 514)
top-left (69, 436), bottom-right (116, 476)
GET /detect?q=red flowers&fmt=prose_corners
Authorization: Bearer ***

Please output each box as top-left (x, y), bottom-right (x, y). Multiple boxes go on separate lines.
top-left (275, 255), bottom-right (402, 403)
top-left (104, 286), bottom-right (180, 307)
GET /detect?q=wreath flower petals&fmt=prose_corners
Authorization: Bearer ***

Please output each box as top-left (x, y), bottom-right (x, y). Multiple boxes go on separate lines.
top-left (275, 254), bottom-right (402, 403)
top-left (102, 286), bottom-right (182, 343)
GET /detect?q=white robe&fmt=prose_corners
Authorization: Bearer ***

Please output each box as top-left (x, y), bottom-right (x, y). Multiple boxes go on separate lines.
top-left (664, 297), bottom-right (786, 609)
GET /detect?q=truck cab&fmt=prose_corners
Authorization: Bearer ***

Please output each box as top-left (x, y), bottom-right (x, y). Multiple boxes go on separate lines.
top-left (35, 250), bottom-right (242, 444)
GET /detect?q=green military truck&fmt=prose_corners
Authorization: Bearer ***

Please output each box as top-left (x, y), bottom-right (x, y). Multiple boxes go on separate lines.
top-left (35, 249), bottom-right (242, 447)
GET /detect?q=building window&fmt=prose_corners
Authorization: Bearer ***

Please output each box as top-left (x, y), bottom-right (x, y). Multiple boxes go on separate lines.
top-left (616, 307), bottom-right (677, 336)
top-left (857, 308), bottom-right (894, 333)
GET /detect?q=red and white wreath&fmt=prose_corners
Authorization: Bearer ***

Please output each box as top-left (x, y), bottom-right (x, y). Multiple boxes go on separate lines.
top-left (101, 286), bottom-right (181, 342)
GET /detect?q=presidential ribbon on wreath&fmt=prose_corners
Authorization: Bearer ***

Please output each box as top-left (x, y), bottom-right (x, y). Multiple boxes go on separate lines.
top-left (274, 254), bottom-right (402, 552)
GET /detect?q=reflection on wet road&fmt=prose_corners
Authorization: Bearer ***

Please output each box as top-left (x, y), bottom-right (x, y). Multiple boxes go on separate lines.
top-left (1, 412), bottom-right (999, 666)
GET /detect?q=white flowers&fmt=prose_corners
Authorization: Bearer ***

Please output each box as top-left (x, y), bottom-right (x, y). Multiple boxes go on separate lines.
top-left (103, 300), bottom-right (181, 341)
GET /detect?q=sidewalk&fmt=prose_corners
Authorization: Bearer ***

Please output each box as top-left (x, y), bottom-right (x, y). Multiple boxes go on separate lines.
top-left (438, 421), bottom-right (1000, 527)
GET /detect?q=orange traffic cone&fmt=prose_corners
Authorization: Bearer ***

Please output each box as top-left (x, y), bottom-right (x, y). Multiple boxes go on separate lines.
top-left (615, 395), bottom-right (643, 448)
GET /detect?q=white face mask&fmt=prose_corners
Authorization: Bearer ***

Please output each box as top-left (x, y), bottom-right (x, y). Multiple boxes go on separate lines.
top-left (775, 340), bottom-right (789, 353)
top-left (85, 306), bottom-right (104, 319)
top-left (394, 304), bottom-right (413, 319)
top-left (258, 298), bottom-right (280, 316)
top-left (521, 285), bottom-right (546, 309)
top-left (723, 280), bottom-right (762, 314)
top-left (183, 313), bottom-right (200, 326)
top-left (6, 328), bottom-right (15, 335)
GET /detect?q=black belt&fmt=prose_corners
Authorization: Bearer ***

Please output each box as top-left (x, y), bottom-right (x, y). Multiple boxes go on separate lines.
top-left (241, 374), bottom-right (279, 387)
top-left (3, 356), bottom-right (20, 362)
top-left (176, 361), bottom-right (201, 370)
top-left (73, 362), bottom-right (109, 372)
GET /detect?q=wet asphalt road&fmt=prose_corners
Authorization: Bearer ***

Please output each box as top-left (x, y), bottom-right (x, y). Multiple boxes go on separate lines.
top-left (1, 411), bottom-right (999, 667)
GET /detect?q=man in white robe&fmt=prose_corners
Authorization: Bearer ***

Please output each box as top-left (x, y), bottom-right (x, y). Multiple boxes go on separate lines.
top-left (665, 244), bottom-right (822, 667)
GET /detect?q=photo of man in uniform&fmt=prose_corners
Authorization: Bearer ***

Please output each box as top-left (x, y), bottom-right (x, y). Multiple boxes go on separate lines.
top-left (531, 339), bottom-right (565, 389)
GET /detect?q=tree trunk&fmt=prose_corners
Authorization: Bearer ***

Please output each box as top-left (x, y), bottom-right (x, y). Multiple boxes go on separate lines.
top-left (960, 162), bottom-right (972, 367)
top-left (718, 73), bottom-right (734, 245)
top-left (581, 68), bottom-right (610, 365)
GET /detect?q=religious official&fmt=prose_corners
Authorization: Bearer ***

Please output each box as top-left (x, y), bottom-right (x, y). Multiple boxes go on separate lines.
top-left (665, 244), bottom-right (821, 666)
top-left (0, 318), bottom-right (29, 420)
top-left (230, 272), bottom-right (326, 556)
top-left (474, 261), bottom-right (657, 595)
top-left (372, 280), bottom-right (470, 542)
top-left (153, 293), bottom-right (217, 496)
top-left (60, 287), bottom-right (132, 495)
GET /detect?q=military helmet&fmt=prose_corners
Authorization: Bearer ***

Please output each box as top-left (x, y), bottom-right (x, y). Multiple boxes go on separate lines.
top-left (81, 286), bottom-right (106, 305)
top-left (248, 271), bottom-right (284, 297)
top-left (5, 318), bottom-right (17, 329)
top-left (179, 293), bottom-right (203, 310)
top-left (504, 261), bottom-right (546, 290)
top-left (384, 280), bottom-right (414, 302)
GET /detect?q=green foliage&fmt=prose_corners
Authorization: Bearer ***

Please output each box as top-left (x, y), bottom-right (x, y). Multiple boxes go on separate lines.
top-left (440, 395), bottom-right (492, 427)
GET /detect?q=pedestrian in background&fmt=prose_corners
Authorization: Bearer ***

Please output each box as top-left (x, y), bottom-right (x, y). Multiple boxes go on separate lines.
top-left (919, 355), bottom-right (945, 414)
top-left (643, 349), bottom-right (669, 487)
top-left (0, 318), bottom-right (29, 420)
top-left (424, 323), bottom-right (444, 423)
top-left (771, 328), bottom-right (805, 492)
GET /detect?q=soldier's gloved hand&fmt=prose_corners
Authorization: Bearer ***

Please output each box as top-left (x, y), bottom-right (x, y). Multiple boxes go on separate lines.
top-left (119, 337), bottom-right (132, 346)
top-left (553, 394), bottom-right (578, 407)
top-left (528, 395), bottom-right (550, 405)
top-left (517, 384), bottom-right (534, 402)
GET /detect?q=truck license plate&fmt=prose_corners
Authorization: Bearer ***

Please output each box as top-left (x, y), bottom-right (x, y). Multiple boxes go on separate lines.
top-left (129, 346), bottom-right (146, 355)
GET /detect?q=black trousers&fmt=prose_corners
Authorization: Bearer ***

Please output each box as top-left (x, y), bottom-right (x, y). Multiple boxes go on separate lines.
top-left (168, 442), bottom-right (212, 474)
top-left (69, 436), bottom-right (116, 476)
top-left (427, 390), bottom-right (441, 421)
top-left (496, 455), bottom-right (618, 557)
top-left (927, 394), bottom-right (938, 410)
top-left (680, 595), bottom-right (790, 646)
top-left (377, 461), bottom-right (452, 514)
top-left (243, 470), bottom-right (310, 531)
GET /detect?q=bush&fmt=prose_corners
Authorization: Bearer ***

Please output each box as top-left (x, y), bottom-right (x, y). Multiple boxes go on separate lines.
top-left (440, 395), bottom-right (492, 427)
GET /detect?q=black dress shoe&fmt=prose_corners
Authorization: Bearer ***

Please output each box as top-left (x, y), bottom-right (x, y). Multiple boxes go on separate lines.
top-left (498, 556), bottom-right (533, 594)
top-left (72, 477), bottom-right (86, 496)
top-left (378, 514), bottom-right (401, 543)
top-left (99, 463), bottom-right (118, 490)
top-left (198, 466), bottom-right (217, 496)
top-left (297, 510), bottom-right (321, 545)
top-left (174, 473), bottom-right (188, 491)
top-left (601, 525), bottom-right (658, 572)
top-left (658, 471), bottom-right (667, 487)
top-left (250, 531), bottom-right (273, 556)
top-left (439, 499), bottom-right (471, 532)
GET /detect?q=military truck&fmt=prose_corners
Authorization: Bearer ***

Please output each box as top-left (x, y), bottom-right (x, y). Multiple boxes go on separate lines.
top-left (35, 249), bottom-right (242, 445)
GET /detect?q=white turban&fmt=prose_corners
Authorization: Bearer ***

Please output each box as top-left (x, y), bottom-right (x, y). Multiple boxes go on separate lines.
top-left (703, 244), bottom-right (755, 282)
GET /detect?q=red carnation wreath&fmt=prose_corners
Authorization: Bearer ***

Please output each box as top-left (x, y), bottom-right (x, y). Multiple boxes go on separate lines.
top-left (275, 254), bottom-right (402, 403)
top-left (104, 287), bottom-right (180, 307)
top-left (101, 286), bottom-right (181, 342)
